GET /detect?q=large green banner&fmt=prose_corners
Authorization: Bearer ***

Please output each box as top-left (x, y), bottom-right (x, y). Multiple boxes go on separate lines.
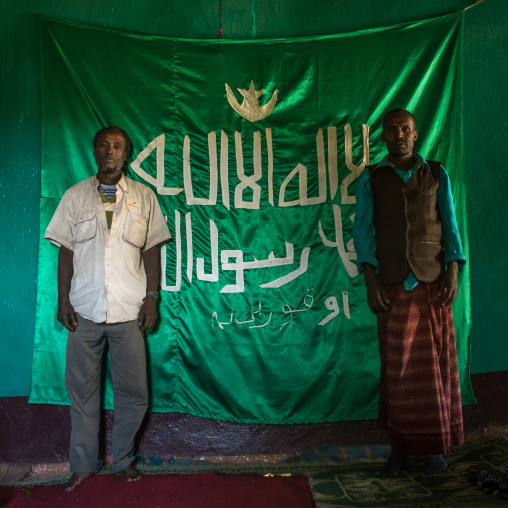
top-left (30, 12), bottom-right (473, 423)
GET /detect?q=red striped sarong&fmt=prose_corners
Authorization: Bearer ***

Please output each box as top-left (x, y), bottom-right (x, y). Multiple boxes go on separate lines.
top-left (377, 283), bottom-right (464, 457)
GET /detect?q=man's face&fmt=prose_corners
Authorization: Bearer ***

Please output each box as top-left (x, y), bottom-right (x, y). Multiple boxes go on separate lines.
top-left (381, 112), bottom-right (418, 158)
top-left (93, 129), bottom-right (128, 179)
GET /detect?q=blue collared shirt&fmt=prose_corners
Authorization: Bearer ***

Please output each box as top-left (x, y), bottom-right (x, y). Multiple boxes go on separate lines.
top-left (353, 153), bottom-right (466, 291)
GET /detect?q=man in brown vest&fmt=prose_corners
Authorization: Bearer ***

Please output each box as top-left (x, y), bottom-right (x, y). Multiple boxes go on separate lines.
top-left (353, 109), bottom-right (466, 477)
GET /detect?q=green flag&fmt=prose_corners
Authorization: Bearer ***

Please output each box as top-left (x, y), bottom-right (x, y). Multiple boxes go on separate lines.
top-left (31, 12), bottom-right (473, 423)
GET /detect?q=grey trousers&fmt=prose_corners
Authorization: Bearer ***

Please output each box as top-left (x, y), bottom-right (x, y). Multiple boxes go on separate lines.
top-left (65, 315), bottom-right (148, 473)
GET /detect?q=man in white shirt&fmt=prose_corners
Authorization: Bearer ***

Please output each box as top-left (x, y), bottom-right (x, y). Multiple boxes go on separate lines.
top-left (45, 126), bottom-right (172, 491)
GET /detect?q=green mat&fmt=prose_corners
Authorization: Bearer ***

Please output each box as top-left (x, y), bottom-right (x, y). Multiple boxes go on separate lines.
top-left (310, 435), bottom-right (508, 507)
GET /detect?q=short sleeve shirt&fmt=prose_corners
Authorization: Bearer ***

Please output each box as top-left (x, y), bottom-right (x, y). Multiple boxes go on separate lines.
top-left (45, 174), bottom-right (172, 323)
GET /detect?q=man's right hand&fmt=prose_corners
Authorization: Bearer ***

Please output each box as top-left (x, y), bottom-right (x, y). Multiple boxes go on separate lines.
top-left (363, 264), bottom-right (390, 312)
top-left (57, 246), bottom-right (77, 331)
top-left (57, 300), bottom-right (78, 332)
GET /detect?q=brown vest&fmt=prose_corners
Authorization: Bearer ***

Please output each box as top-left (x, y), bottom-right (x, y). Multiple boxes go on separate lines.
top-left (368, 160), bottom-right (445, 285)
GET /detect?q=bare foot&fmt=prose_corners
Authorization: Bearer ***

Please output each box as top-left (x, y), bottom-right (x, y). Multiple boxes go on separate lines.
top-left (117, 463), bottom-right (141, 482)
top-left (425, 454), bottom-right (447, 474)
top-left (63, 472), bottom-right (94, 492)
top-left (381, 448), bottom-right (409, 478)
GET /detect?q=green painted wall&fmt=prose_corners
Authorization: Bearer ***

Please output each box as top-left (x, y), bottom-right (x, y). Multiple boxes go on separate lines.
top-left (1, 0), bottom-right (506, 396)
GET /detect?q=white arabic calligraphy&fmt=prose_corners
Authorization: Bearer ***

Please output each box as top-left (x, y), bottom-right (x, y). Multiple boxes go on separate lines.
top-left (130, 124), bottom-right (370, 210)
top-left (161, 212), bottom-right (311, 293)
top-left (319, 204), bottom-right (359, 278)
top-left (211, 293), bottom-right (351, 332)
top-left (280, 294), bottom-right (314, 331)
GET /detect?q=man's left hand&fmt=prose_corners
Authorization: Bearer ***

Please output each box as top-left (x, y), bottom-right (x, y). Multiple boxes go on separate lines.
top-left (438, 261), bottom-right (459, 308)
top-left (139, 297), bottom-right (158, 332)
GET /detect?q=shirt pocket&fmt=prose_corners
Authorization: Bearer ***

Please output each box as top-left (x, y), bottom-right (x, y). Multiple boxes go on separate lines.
top-left (73, 209), bottom-right (97, 243)
top-left (122, 210), bottom-right (148, 248)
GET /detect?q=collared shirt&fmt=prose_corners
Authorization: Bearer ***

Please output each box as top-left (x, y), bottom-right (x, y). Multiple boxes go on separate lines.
top-left (353, 153), bottom-right (466, 291)
top-left (45, 174), bottom-right (172, 323)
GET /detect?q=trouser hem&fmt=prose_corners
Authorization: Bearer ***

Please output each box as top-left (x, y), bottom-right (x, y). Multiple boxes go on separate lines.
top-left (70, 459), bottom-right (103, 474)
top-left (111, 455), bottom-right (135, 474)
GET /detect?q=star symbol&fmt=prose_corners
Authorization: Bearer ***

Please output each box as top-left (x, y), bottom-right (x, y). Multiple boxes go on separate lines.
top-left (237, 81), bottom-right (265, 107)
top-left (225, 80), bottom-right (278, 122)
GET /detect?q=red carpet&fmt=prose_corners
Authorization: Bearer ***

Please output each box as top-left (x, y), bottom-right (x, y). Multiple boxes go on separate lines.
top-left (0, 473), bottom-right (313, 507)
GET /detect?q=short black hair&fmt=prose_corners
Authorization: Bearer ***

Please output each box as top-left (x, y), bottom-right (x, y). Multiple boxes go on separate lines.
top-left (93, 125), bottom-right (134, 161)
top-left (382, 109), bottom-right (416, 130)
